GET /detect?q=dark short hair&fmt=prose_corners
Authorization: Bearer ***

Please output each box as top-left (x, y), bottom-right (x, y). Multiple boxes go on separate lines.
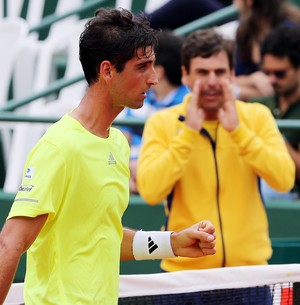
top-left (79, 8), bottom-right (158, 85)
top-left (261, 24), bottom-right (300, 69)
top-left (154, 31), bottom-right (185, 86)
top-left (181, 28), bottom-right (234, 73)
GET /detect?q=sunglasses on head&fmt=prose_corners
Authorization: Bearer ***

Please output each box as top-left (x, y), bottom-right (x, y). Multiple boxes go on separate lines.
top-left (264, 69), bottom-right (287, 79)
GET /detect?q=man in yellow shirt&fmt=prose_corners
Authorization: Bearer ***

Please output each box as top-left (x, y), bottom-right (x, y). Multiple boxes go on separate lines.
top-left (137, 28), bottom-right (295, 271)
top-left (0, 8), bottom-right (216, 305)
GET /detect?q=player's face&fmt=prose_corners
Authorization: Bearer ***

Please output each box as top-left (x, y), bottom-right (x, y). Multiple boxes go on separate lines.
top-left (111, 46), bottom-right (158, 109)
top-left (262, 54), bottom-right (300, 97)
top-left (182, 51), bottom-right (234, 112)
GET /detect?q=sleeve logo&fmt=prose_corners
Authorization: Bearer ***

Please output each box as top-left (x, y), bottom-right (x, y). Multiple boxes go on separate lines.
top-left (24, 167), bottom-right (34, 180)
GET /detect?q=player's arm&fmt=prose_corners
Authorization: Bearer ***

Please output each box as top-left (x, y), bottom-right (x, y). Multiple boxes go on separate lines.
top-left (120, 221), bottom-right (216, 261)
top-left (0, 214), bottom-right (48, 304)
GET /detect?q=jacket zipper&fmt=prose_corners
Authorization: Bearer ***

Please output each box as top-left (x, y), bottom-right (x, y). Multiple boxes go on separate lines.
top-left (201, 128), bottom-right (226, 267)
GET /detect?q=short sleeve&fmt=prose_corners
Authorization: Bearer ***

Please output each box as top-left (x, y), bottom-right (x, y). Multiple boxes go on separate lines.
top-left (8, 141), bottom-right (67, 221)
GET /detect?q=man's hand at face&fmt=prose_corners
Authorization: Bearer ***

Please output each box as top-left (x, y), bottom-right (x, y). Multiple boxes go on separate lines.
top-left (217, 79), bottom-right (239, 132)
top-left (185, 80), bottom-right (205, 131)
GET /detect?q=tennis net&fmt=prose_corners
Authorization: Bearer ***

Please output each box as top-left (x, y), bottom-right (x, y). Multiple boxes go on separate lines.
top-left (118, 264), bottom-right (300, 305)
top-left (4, 264), bottom-right (300, 304)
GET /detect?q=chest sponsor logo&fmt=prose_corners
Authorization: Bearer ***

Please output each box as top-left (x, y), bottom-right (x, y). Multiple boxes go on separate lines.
top-left (24, 167), bottom-right (34, 179)
top-left (19, 184), bottom-right (34, 192)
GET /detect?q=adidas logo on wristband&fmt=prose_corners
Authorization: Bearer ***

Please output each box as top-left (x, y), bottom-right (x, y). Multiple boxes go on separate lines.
top-left (148, 237), bottom-right (158, 254)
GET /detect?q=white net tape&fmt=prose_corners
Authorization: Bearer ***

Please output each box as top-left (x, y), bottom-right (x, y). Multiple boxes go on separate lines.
top-left (119, 264), bottom-right (300, 298)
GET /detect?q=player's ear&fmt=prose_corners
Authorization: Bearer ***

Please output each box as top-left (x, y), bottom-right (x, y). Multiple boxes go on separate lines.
top-left (100, 61), bottom-right (113, 80)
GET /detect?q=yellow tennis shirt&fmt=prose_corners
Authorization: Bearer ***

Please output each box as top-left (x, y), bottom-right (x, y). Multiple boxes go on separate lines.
top-left (8, 115), bottom-right (130, 305)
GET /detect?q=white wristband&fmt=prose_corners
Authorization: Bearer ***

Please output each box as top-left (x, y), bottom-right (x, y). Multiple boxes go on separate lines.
top-left (132, 230), bottom-right (176, 260)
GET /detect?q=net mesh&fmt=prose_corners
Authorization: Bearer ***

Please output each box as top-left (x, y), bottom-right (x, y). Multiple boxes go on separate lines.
top-left (118, 264), bottom-right (300, 305)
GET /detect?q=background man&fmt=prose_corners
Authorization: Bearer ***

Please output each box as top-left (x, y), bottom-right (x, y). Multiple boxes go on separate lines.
top-left (137, 28), bottom-right (295, 272)
top-left (259, 24), bottom-right (300, 200)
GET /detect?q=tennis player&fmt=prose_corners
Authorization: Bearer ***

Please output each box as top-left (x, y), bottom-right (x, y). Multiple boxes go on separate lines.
top-left (0, 8), bottom-right (216, 305)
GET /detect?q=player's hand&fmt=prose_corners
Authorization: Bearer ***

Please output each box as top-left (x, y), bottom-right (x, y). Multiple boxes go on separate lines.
top-left (170, 220), bottom-right (216, 258)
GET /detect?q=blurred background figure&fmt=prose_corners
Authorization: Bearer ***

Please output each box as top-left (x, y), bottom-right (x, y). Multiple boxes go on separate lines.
top-left (233, 0), bottom-right (300, 101)
top-left (119, 30), bottom-right (189, 193)
top-left (258, 24), bottom-right (300, 201)
top-left (144, 0), bottom-right (232, 30)
top-left (137, 28), bottom-right (295, 273)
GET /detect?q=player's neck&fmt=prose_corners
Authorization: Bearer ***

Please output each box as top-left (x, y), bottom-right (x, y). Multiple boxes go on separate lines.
top-left (71, 90), bottom-right (122, 138)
